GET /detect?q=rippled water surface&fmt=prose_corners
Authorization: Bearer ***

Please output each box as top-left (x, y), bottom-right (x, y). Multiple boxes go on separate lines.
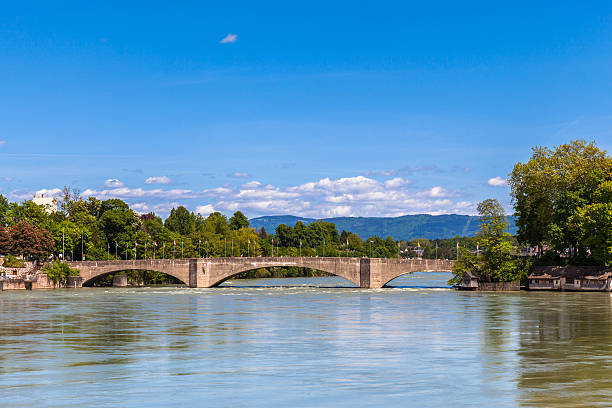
top-left (2, 273), bottom-right (612, 407)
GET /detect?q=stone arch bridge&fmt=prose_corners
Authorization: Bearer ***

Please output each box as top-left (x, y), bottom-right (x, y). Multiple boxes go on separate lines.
top-left (68, 257), bottom-right (454, 289)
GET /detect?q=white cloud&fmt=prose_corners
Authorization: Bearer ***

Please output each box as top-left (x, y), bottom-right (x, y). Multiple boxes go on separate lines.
top-left (208, 176), bottom-right (470, 217)
top-left (10, 188), bottom-right (63, 200)
top-left (35, 188), bottom-right (62, 198)
top-left (17, 174), bottom-right (477, 218)
top-left (290, 176), bottom-right (379, 194)
top-left (131, 202), bottom-right (150, 212)
top-left (242, 181), bottom-right (262, 188)
top-left (236, 188), bottom-right (299, 199)
top-left (81, 187), bottom-right (196, 199)
top-left (487, 176), bottom-right (508, 187)
top-left (417, 186), bottom-right (457, 198)
top-left (104, 178), bottom-right (125, 188)
top-left (145, 176), bottom-right (171, 185)
top-left (196, 204), bottom-right (216, 216)
top-left (384, 177), bottom-right (411, 188)
top-left (203, 187), bottom-right (232, 195)
top-left (365, 165), bottom-right (439, 177)
top-left (228, 172), bottom-right (251, 179)
top-left (131, 201), bottom-right (180, 215)
top-left (220, 34), bottom-right (238, 43)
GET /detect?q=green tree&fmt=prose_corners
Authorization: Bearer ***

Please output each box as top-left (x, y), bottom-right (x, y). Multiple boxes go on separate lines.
top-left (571, 180), bottom-right (612, 265)
top-left (275, 224), bottom-right (296, 247)
top-left (258, 226), bottom-right (268, 239)
top-left (99, 198), bottom-right (130, 216)
top-left (0, 194), bottom-right (9, 226)
top-left (509, 140), bottom-right (612, 254)
top-left (201, 212), bottom-right (229, 235)
top-left (42, 262), bottom-right (80, 286)
top-left (476, 199), bottom-right (519, 282)
top-left (164, 206), bottom-right (195, 235)
top-left (49, 220), bottom-right (81, 260)
top-left (449, 199), bottom-right (524, 284)
top-left (98, 206), bottom-right (139, 241)
top-left (448, 247), bottom-right (479, 285)
top-left (228, 211), bottom-right (249, 230)
top-left (17, 200), bottom-right (50, 229)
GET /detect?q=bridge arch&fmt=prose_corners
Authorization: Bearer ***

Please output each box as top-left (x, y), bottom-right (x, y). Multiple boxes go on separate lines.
top-left (371, 259), bottom-right (454, 288)
top-left (204, 257), bottom-right (362, 288)
top-left (81, 268), bottom-right (188, 287)
top-left (208, 266), bottom-right (358, 287)
top-left (69, 259), bottom-right (193, 287)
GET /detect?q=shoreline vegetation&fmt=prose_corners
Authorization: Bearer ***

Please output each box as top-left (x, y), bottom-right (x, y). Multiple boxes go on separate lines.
top-left (450, 139), bottom-right (612, 288)
top-left (2, 140), bottom-right (611, 289)
top-left (0, 187), bottom-right (472, 286)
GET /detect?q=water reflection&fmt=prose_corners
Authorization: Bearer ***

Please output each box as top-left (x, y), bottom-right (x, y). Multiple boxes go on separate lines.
top-left (516, 293), bottom-right (612, 407)
top-left (2, 274), bottom-right (612, 407)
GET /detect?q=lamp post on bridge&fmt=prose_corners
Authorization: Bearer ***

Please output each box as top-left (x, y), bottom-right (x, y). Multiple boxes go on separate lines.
top-left (369, 241), bottom-right (373, 258)
top-left (199, 240), bottom-right (201, 258)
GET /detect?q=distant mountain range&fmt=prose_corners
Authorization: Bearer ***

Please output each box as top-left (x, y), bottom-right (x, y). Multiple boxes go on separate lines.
top-left (249, 214), bottom-right (518, 241)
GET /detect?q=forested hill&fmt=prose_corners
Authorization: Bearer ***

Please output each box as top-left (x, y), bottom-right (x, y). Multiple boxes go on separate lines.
top-left (249, 214), bottom-right (517, 241)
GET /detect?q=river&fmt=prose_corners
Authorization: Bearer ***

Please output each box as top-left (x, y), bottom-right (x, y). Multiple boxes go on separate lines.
top-left (2, 272), bottom-right (612, 407)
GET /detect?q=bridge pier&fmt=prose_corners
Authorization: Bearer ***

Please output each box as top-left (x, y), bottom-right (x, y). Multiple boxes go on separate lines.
top-left (112, 275), bottom-right (128, 287)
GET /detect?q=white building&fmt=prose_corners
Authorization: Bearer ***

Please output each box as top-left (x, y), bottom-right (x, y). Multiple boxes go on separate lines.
top-left (32, 194), bottom-right (58, 214)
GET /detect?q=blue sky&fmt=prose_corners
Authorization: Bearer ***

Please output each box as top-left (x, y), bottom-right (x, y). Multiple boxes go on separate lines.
top-left (1, 1), bottom-right (611, 218)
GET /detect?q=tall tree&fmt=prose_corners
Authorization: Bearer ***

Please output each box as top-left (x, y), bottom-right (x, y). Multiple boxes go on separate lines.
top-left (571, 180), bottom-right (612, 266)
top-left (202, 212), bottom-right (229, 235)
top-left (476, 199), bottom-right (517, 282)
top-left (275, 224), bottom-right (296, 247)
top-left (228, 211), bottom-right (249, 230)
top-left (509, 140), bottom-right (612, 253)
top-left (0, 194), bottom-right (9, 226)
top-left (164, 206), bottom-right (195, 235)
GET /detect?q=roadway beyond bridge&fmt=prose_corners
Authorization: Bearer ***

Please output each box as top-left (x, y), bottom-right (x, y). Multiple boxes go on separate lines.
top-left (68, 257), bottom-right (454, 289)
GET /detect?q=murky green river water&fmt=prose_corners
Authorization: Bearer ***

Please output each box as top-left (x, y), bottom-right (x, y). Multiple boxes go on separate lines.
top-left (2, 272), bottom-right (612, 407)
